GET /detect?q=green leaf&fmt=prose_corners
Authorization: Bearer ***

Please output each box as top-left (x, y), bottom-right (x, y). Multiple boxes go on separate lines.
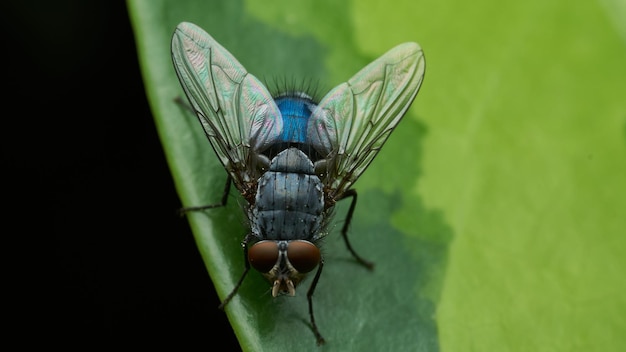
top-left (128, 0), bottom-right (626, 351)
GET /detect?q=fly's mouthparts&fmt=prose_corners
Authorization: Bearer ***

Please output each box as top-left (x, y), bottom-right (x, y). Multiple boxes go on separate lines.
top-left (272, 278), bottom-right (296, 297)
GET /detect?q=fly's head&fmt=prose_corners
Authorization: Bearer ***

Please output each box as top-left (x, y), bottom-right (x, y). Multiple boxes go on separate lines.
top-left (247, 240), bottom-right (321, 296)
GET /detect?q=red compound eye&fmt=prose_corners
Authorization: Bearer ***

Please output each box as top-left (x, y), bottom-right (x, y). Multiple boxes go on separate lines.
top-left (287, 241), bottom-right (321, 273)
top-left (248, 241), bottom-right (279, 273)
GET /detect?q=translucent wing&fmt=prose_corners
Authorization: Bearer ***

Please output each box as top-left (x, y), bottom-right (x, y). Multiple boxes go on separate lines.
top-left (308, 43), bottom-right (425, 199)
top-left (171, 22), bottom-right (282, 193)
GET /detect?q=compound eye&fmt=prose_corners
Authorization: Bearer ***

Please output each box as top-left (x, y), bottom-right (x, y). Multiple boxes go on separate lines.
top-left (287, 241), bottom-right (321, 273)
top-left (248, 241), bottom-right (279, 273)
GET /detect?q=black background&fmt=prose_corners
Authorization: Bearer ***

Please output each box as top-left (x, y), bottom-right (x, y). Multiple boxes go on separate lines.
top-left (4, 1), bottom-right (240, 348)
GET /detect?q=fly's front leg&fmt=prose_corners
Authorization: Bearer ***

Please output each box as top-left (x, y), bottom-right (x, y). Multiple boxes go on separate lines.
top-left (307, 258), bottom-right (326, 345)
top-left (178, 176), bottom-right (232, 216)
top-left (337, 189), bottom-right (374, 270)
top-left (175, 175), bottom-right (245, 308)
top-left (218, 233), bottom-right (254, 310)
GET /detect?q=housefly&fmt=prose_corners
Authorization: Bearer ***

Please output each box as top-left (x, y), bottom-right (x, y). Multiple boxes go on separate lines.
top-left (171, 21), bottom-right (425, 345)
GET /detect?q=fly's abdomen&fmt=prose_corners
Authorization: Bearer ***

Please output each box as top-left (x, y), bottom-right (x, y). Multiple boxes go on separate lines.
top-left (252, 148), bottom-right (324, 241)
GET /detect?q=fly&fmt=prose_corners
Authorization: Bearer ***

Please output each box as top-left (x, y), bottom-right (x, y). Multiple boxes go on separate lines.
top-left (171, 21), bottom-right (425, 345)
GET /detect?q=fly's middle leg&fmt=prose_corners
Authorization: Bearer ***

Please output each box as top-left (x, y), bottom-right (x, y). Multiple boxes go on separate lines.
top-left (178, 176), bottom-right (232, 216)
top-left (337, 189), bottom-right (374, 270)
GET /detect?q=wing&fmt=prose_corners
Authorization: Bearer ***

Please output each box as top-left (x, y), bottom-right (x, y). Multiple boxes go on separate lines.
top-left (171, 22), bottom-right (282, 193)
top-left (307, 42), bottom-right (425, 199)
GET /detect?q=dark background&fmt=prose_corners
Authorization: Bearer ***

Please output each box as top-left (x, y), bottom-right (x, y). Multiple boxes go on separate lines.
top-left (4, 1), bottom-right (240, 348)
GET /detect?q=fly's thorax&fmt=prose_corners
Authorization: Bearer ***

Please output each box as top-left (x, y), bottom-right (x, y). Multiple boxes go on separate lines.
top-left (247, 240), bottom-right (321, 296)
top-left (274, 92), bottom-right (317, 145)
top-left (251, 148), bottom-right (326, 241)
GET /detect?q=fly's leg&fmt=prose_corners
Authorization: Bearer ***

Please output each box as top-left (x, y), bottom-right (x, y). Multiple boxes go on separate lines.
top-left (218, 233), bottom-right (254, 309)
top-left (174, 96), bottom-right (195, 113)
top-left (337, 189), bottom-right (374, 270)
top-left (178, 177), bottom-right (232, 216)
top-left (174, 176), bottom-right (247, 308)
top-left (174, 94), bottom-right (231, 216)
top-left (173, 95), bottom-right (248, 312)
top-left (307, 259), bottom-right (326, 345)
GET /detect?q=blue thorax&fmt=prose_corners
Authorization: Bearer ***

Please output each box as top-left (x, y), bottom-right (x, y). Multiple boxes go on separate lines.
top-left (274, 94), bottom-right (316, 144)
